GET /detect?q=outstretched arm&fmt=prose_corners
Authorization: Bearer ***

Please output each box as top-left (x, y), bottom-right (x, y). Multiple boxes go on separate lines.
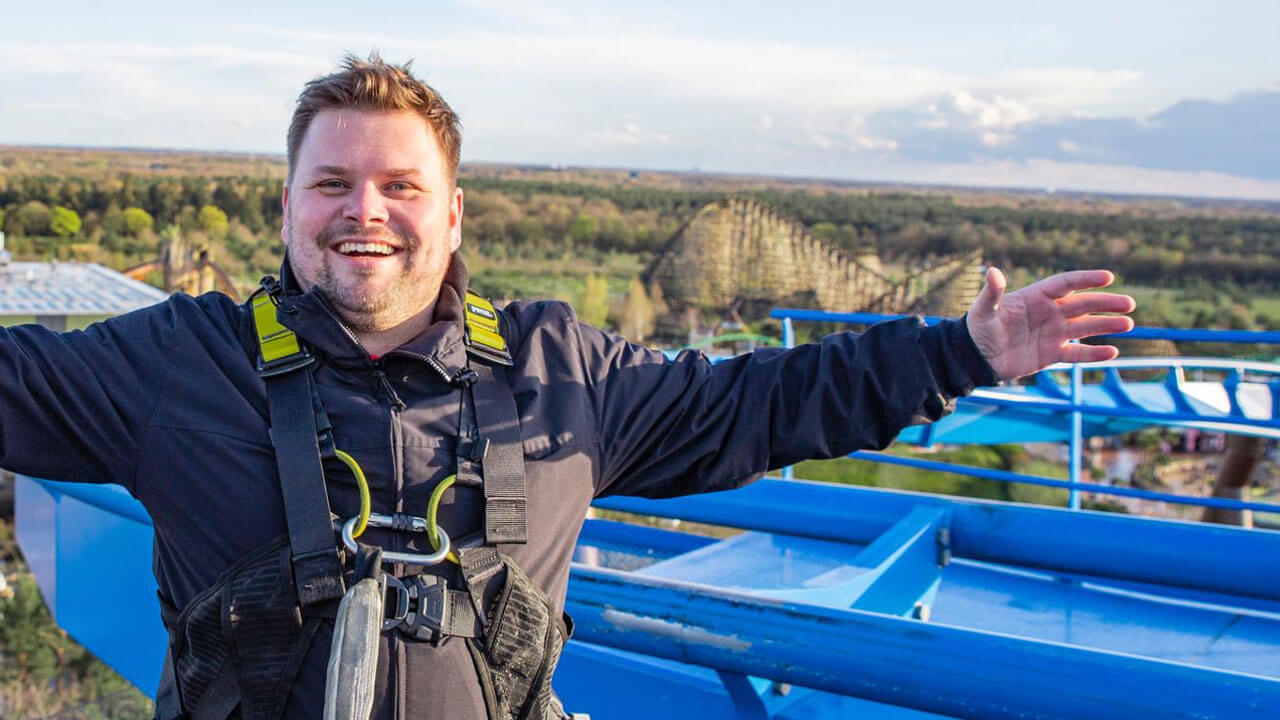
top-left (966, 267), bottom-right (1136, 381)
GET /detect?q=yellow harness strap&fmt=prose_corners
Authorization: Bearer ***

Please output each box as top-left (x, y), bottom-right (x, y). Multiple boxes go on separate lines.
top-left (251, 285), bottom-right (512, 370)
top-left (251, 291), bottom-right (313, 376)
top-left (463, 292), bottom-right (513, 365)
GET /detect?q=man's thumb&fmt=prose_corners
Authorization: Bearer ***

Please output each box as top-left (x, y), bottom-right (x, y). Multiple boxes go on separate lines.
top-left (974, 266), bottom-right (1006, 315)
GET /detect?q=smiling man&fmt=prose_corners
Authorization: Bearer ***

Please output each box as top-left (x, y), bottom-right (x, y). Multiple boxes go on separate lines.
top-left (284, 105), bottom-right (463, 353)
top-left (0, 55), bottom-right (1134, 720)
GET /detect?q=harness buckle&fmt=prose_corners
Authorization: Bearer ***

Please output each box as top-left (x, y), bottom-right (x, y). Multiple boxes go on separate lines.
top-left (255, 346), bottom-right (316, 378)
top-left (383, 574), bottom-right (451, 644)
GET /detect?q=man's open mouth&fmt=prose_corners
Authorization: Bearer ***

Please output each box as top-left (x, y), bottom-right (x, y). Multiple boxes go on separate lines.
top-left (334, 241), bottom-right (399, 257)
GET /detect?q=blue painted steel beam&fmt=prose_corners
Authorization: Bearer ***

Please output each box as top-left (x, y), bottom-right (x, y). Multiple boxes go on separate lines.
top-left (770, 309), bottom-right (1280, 345)
top-left (1069, 363), bottom-right (1083, 510)
top-left (851, 450), bottom-right (1280, 514)
top-left (962, 389), bottom-right (1280, 427)
top-left (566, 565), bottom-right (1280, 720)
top-left (15, 477), bottom-right (165, 694)
top-left (845, 506), bottom-right (948, 616)
top-left (578, 517), bottom-right (715, 557)
top-left (594, 478), bottom-right (1280, 601)
top-left (781, 316), bottom-right (796, 481)
top-left (1101, 367), bottom-right (1142, 409)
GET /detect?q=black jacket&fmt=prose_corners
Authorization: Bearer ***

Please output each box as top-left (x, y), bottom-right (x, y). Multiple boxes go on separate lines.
top-left (0, 256), bottom-right (996, 719)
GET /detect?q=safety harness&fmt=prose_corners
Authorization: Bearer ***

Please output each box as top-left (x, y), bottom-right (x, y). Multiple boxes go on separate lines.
top-left (155, 281), bottom-right (572, 720)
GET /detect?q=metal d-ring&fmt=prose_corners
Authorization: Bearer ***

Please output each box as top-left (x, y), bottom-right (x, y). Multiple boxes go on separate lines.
top-left (341, 512), bottom-right (452, 566)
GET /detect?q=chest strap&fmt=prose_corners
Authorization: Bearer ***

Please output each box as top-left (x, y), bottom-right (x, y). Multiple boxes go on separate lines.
top-left (460, 292), bottom-right (527, 545)
top-left (251, 290), bottom-right (346, 606)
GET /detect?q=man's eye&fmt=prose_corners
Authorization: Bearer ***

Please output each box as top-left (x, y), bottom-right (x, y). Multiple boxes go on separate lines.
top-left (317, 180), bottom-right (347, 189)
top-left (387, 182), bottom-right (415, 192)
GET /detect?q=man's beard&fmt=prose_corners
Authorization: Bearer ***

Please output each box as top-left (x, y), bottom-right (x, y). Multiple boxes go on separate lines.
top-left (297, 223), bottom-right (450, 334)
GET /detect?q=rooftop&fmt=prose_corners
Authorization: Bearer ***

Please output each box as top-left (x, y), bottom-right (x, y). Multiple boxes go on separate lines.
top-left (0, 261), bottom-right (170, 316)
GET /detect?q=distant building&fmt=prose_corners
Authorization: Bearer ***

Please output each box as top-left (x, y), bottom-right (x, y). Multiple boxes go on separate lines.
top-left (0, 238), bottom-right (170, 331)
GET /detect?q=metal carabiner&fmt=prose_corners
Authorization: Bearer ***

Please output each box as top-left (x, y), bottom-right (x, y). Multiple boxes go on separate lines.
top-left (340, 512), bottom-right (452, 566)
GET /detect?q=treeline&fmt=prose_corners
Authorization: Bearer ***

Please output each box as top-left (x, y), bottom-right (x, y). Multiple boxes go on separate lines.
top-left (4, 169), bottom-right (1280, 291)
top-left (0, 173), bottom-right (283, 279)
top-left (462, 178), bottom-right (1280, 288)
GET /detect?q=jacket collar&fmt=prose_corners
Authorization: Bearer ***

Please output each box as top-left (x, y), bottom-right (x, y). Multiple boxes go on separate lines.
top-left (272, 252), bottom-right (472, 375)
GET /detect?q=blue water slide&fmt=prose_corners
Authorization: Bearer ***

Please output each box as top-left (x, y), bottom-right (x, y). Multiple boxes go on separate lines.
top-left (15, 315), bottom-right (1280, 718)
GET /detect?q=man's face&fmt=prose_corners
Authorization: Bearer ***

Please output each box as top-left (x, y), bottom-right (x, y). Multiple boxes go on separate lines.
top-left (282, 109), bottom-right (463, 334)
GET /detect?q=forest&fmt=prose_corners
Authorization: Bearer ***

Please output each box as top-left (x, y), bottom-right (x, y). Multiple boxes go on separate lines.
top-left (3, 146), bottom-right (1280, 335)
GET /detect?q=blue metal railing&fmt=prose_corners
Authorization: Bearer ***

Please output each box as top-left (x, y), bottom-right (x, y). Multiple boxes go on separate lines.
top-left (770, 308), bottom-right (1280, 516)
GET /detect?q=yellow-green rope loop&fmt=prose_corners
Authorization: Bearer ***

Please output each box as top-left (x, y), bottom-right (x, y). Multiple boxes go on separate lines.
top-left (335, 449), bottom-right (371, 538)
top-left (427, 474), bottom-right (459, 564)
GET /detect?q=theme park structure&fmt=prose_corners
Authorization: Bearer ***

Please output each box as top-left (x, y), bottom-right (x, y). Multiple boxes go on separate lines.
top-left (644, 198), bottom-right (985, 334)
top-left (16, 312), bottom-right (1280, 719)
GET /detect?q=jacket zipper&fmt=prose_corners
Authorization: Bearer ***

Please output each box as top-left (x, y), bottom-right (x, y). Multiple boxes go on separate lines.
top-left (391, 348), bottom-right (477, 389)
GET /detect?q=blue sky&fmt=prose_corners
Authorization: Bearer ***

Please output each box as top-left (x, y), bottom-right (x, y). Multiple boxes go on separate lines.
top-left (2, 0), bottom-right (1278, 199)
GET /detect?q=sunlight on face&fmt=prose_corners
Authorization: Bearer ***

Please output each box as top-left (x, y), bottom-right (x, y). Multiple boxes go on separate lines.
top-left (283, 109), bottom-right (462, 333)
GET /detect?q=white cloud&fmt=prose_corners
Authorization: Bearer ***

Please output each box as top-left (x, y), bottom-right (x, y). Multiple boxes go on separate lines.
top-left (980, 131), bottom-right (1013, 147)
top-left (923, 90), bottom-right (1036, 131)
top-left (983, 67), bottom-right (1143, 112)
top-left (0, 42), bottom-right (328, 151)
top-left (581, 122), bottom-right (670, 148)
top-left (801, 115), bottom-right (898, 154)
top-left (2, 25), bottom-right (1263, 200)
top-left (898, 159), bottom-right (1280, 201)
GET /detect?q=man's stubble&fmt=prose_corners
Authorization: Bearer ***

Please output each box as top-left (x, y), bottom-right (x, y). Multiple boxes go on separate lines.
top-left (288, 220), bottom-right (453, 334)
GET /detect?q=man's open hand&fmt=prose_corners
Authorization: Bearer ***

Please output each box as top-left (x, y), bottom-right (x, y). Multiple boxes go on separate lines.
top-left (967, 268), bottom-right (1136, 381)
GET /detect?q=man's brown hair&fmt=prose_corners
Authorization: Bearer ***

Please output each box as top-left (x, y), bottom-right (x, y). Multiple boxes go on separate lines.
top-left (287, 53), bottom-right (462, 182)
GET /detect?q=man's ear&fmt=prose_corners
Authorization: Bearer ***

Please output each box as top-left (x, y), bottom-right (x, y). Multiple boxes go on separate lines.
top-left (280, 184), bottom-right (290, 244)
top-left (449, 186), bottom-right (464, 253)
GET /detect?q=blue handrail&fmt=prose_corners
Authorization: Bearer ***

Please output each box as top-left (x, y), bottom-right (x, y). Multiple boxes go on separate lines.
top-left (851, 451), bottom-right (1280, 514)
top-left (772, 309), bottom-right (1280, 517)
top-left (770, 309), bottom-right (1280, 345)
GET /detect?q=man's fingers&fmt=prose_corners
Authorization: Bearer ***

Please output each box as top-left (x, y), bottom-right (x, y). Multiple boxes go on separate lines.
top-left (1061, 343), bottom-right (1120, 364)
top-left (1057, 292), bottom-right (1136, 318)
top-left (1066, 315), bottom-right (1135, 339)
top-left (974, 266), bottom-right (1007, 314)
top-left (1030, 269), bottom-right (1115, 299)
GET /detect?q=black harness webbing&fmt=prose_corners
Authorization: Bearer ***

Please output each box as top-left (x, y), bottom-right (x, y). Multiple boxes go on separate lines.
top-left (252, 291), bottom-right (346, 607)
top-left (470, 361), bottom-right (528, 545)
top-left (266, 368), bottom-right (346, 605)
top-left (460, 291), bottom-right (529, 546)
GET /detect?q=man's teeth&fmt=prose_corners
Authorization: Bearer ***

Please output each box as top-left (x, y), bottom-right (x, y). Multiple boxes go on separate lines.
top-left (336, 242), bottom-right (395, 256)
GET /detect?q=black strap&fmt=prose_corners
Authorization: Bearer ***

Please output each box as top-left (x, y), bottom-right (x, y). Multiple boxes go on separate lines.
top-left (469, 361), bottom-right (528, 545)
top-left (154, 647), bottom-right (183, 720)
top-left (265, 368), bottom-right (346, 606)
top-left (156, 649), bottom-right (239, 720)
top-left (191, 663), bottom-right (240, 720)
top-left (457, 545), bottom-right (505, 624)
top-left (443, 590), bottom-right (481, 638)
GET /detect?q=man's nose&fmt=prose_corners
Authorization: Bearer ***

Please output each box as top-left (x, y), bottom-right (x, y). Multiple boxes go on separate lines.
top-left (343, 182), bottom-right (389, 225)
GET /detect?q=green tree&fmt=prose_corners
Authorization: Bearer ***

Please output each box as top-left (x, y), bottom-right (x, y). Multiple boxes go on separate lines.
top-left (578, 273), bottom-right (610, 328)
top-left (49, 205), bottom-right (82, 238)
top-left (0, 576), bottom-right (85, 684)
top-left (101, 203), bottom-right (125, 237)
top-left (568, 213), bottom-right (598, 244)
top-left (598, 214), bottom-right (633, 249)
top-left (198, 204), bottom-right (229, 239)
top-left (810, 221), bottom-right (838, 244)
top-left (618, 276), bottom-right (654, 343)
top-left (122, 206), bottom-right (154, 236)
top-left (7, 200), bottom-right (51, 236)
top-left (0, 206), bottom-right (5, 232)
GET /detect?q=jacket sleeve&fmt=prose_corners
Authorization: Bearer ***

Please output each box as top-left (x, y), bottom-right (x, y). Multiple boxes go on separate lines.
top-left (583, 316), bottom-right (999, 499)
top-left (0, 300), bottom-right (185, 490)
